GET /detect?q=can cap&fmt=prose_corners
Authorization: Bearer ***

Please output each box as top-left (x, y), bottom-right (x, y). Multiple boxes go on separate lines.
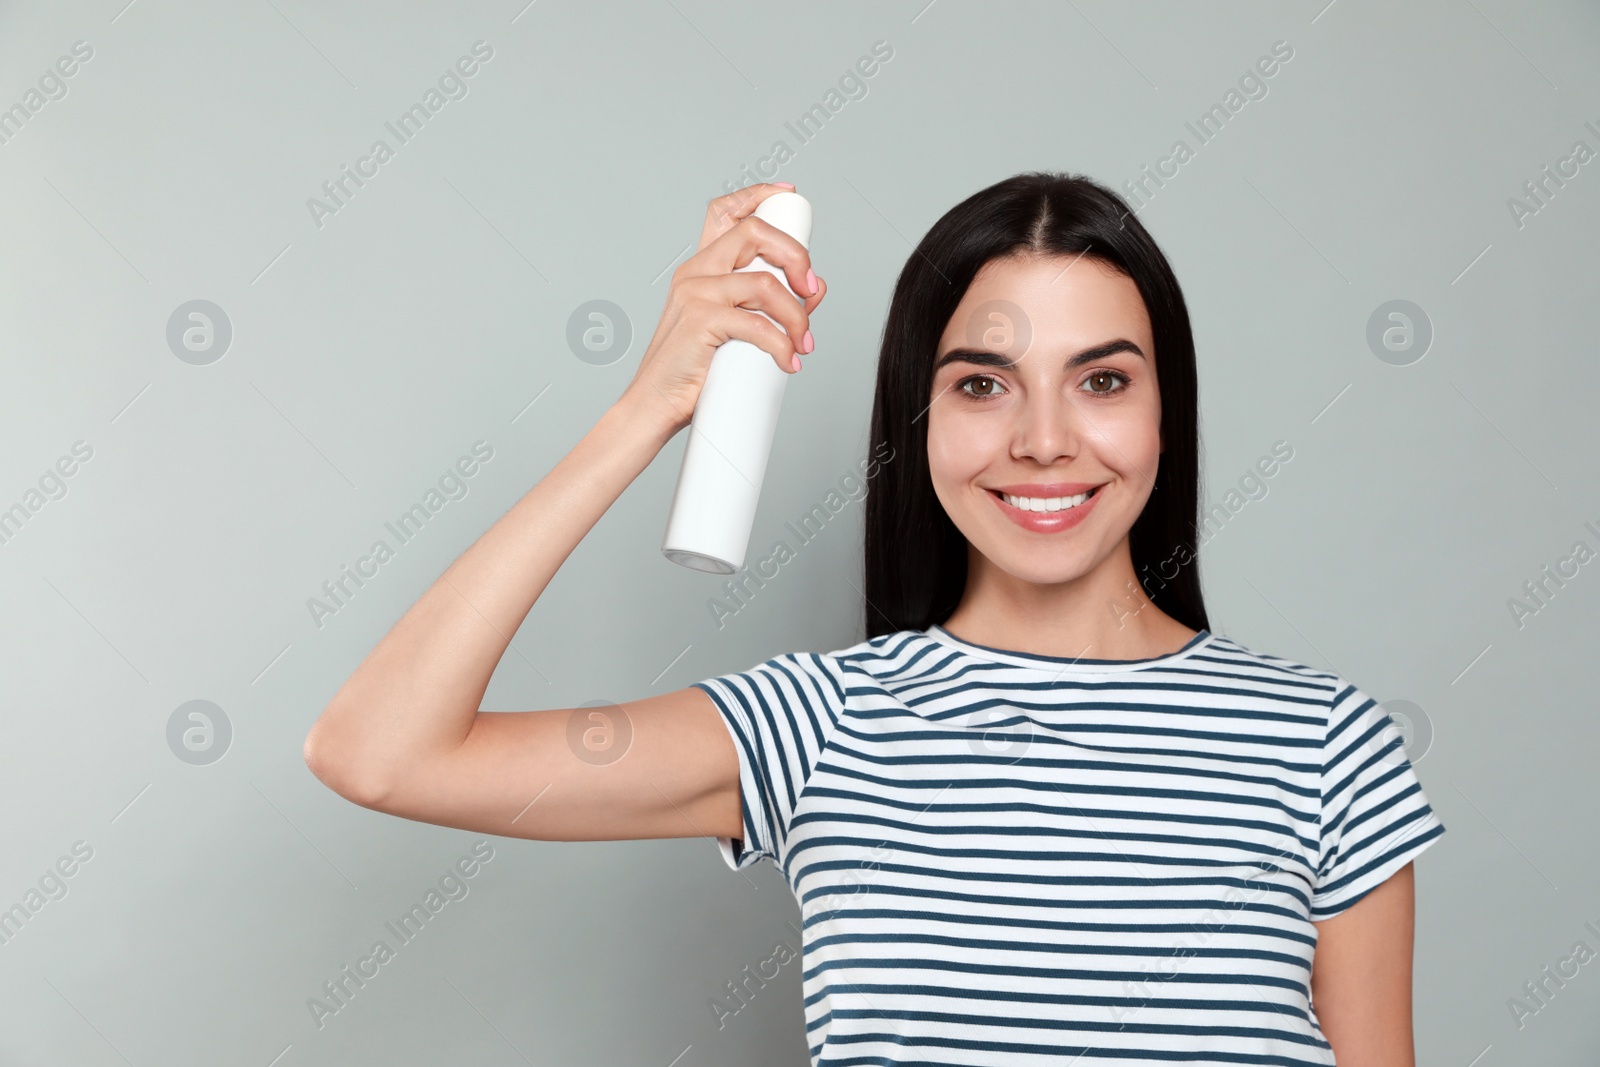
top-left (752, 191), bottom-right (813, 249)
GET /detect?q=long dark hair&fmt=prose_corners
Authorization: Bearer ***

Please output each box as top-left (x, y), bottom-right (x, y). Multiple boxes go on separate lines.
top-left (861, 170), bottom-right (1208, 640)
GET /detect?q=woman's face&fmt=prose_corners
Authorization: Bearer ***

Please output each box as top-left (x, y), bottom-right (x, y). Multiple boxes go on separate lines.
top-left (926, 252), bottom-right (1162, 588)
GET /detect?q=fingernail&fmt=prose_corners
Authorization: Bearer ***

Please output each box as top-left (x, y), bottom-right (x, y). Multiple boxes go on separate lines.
top-left (791, 353), bottom-right (803, 372)
top-left (773, 182), bottom-right (795, 190)
top-left (803, 329), bottom-right (814, 354)
top-left (805, 267), bottom-right (817, 296)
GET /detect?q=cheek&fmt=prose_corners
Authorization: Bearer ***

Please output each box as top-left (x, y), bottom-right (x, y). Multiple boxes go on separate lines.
top-left (926, 403), bottom-right (999, 492)
top-left (1081, 400), bottom-right (1163, 475)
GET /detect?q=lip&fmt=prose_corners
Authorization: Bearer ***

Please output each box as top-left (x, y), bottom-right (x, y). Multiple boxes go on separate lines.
top-left (986, 483), bottom-right (1103, 533)
top-left (988, 481), bottom-right (1103, 497)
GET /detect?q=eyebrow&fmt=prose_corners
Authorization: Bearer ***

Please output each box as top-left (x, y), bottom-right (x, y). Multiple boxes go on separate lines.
top-left (933, 338), bottom-right (1146, 374)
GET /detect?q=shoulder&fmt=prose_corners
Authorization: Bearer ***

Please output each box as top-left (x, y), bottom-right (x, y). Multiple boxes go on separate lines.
top-left (1199, 632), bottom-right (1400, 747)
top-left (693, 630), bottom-right (924, 706)
top-left (719, 629), bottom-right (948, 705)
top-left (1193, 630), bottom-right (1347, 699)
top-left (819, 628), bottom-right (952, 685)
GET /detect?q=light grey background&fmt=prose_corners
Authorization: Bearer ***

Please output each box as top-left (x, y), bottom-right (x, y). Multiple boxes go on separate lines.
top-left (1, 0), bottom-right (1596, 1063)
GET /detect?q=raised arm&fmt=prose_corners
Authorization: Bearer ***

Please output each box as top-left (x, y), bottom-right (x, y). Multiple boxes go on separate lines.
top-left (302, 183), bottom-right (825, 843)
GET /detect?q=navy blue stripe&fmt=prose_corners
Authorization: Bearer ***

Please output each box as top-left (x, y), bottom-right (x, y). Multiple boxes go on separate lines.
top-left (796, 907), bottom-right (1318, 948)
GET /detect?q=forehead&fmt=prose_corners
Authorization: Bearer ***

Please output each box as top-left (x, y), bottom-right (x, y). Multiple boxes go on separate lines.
top-left (936, 253), bottom-right (1153, 358)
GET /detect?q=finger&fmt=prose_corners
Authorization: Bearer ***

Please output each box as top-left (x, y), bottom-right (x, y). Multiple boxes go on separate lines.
top-left (682, 214), bottom-right (814, 304)
top-left (697, 271), bottom-right (810, 356)
top-left (698, 183), bottom-right (794, 251)
top-left (706, 303), bottom-right (806, 373)
top-left (800, 272), bottom-right (826, 316)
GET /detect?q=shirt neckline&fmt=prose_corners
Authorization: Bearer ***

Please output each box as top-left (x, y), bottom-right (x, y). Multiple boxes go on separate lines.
top-left (923, 623), bottom-right (1214, 673)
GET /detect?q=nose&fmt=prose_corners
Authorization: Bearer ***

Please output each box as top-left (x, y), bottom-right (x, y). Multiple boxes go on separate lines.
top-left (1009, 381), bottom-right (1084, 465)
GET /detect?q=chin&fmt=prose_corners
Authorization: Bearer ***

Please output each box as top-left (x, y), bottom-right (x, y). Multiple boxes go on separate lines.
top-left (986, 551), bottom-right (1100, 587)
top-left (963, 527), bottom-right (1105, 586)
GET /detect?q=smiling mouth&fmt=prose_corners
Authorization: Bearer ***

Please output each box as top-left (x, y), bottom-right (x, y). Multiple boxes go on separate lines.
top-left (987, 485), bottom-right (1102, 513)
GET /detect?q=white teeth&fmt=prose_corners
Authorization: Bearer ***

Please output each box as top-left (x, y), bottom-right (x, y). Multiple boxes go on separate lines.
top-left (1000, 489), bottom-right (1094, 513)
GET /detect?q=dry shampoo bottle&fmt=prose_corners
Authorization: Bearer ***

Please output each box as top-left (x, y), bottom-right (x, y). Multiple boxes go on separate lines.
top-left (661, 191), bottom-right (814, 574)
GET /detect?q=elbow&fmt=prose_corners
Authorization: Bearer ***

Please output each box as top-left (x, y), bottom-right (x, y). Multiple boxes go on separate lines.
top-left (303, 718), bottom-right (391, 809)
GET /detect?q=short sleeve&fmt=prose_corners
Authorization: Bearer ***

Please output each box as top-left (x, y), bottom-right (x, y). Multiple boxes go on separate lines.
top-left (1313, 679), bottom-right (1447, 920)
top-left (692, 651), bottom-right (846, 872)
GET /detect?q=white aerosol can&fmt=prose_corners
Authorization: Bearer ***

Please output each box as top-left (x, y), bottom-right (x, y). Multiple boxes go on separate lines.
top-left (662, 191), bottom-right (813, 574)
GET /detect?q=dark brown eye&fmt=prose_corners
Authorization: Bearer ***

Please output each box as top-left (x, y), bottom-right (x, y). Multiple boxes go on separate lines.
top-left (958, 374), bottom-right (1006, 399)
top-left (1082, 370), bottom-right (1131, 395)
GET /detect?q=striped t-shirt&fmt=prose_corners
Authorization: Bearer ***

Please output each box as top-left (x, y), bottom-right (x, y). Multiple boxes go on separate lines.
top-left (693, 623), bottom-right (1446, 1066)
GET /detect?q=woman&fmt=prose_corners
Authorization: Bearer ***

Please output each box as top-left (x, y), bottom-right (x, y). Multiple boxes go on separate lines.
top-left (305, 172), bottom-right (1445, 1065)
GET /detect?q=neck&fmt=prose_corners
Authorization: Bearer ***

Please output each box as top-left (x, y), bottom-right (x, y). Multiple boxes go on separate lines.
top-left (938, 539), bottom-right (1199, 661)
